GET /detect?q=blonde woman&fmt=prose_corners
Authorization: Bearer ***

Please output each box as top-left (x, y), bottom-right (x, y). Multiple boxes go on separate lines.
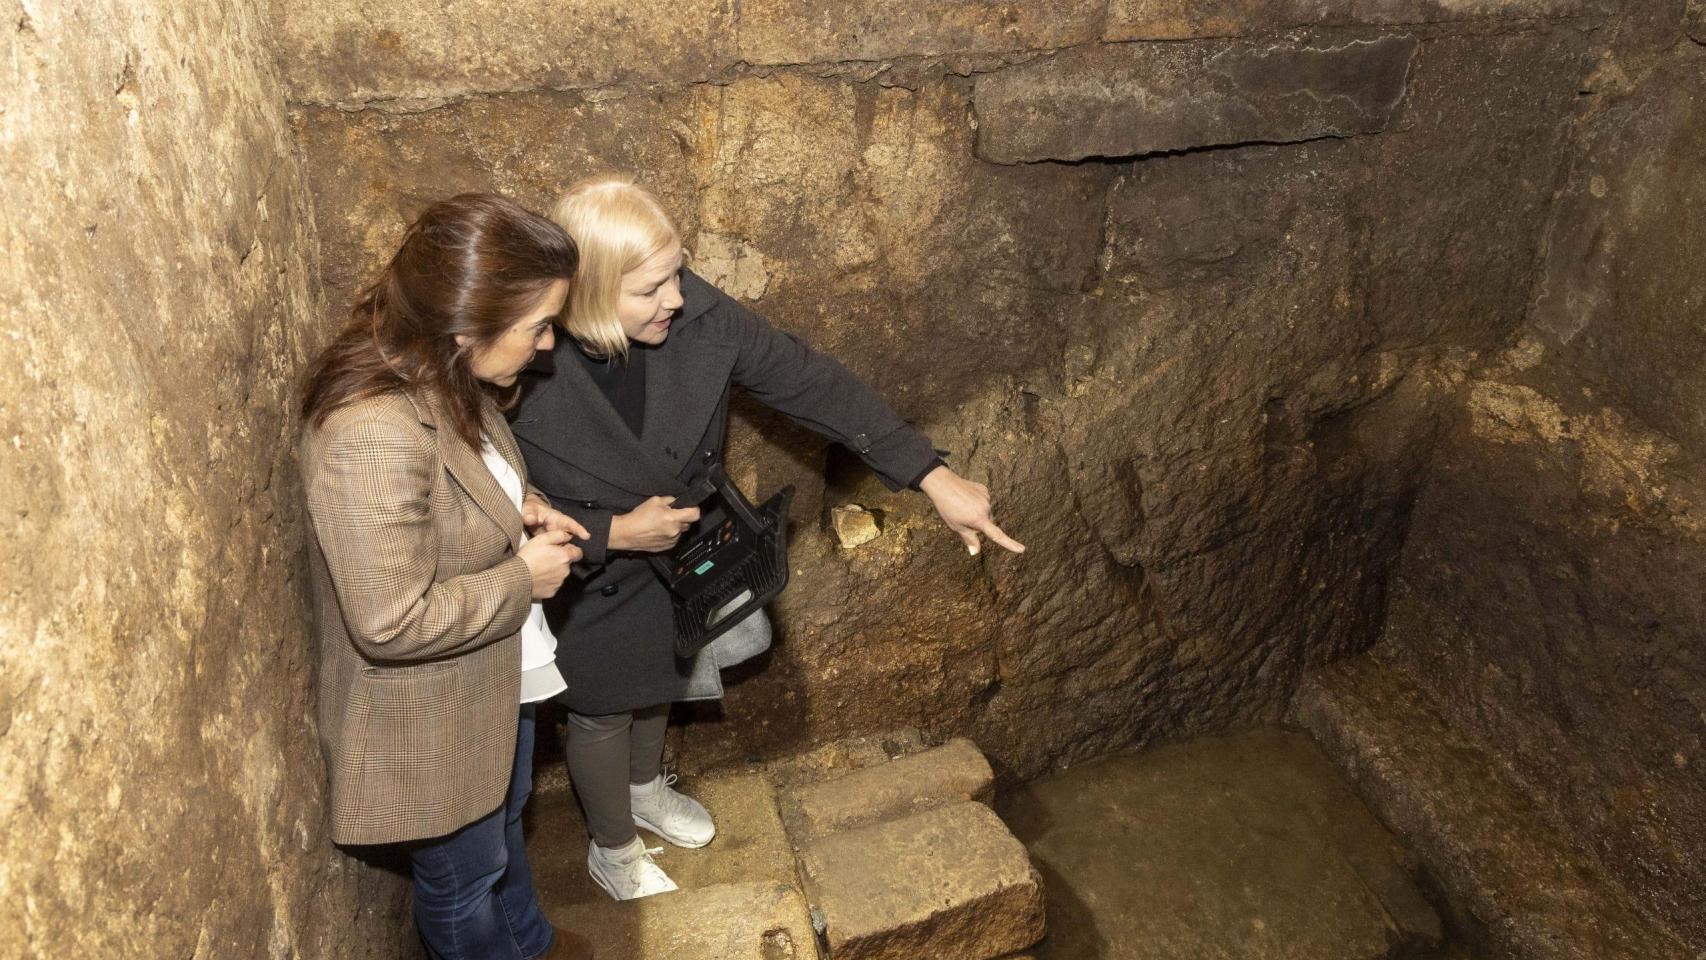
top-left (510, 176), bottom-right (1022, 900)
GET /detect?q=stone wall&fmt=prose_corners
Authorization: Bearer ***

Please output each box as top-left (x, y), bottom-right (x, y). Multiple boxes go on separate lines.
top-left (0, 1), bottom-right (408, 957)
top-left (1376, 5), bottom-right (1706, 947)
top-left (280, 1), bottom-right (1604, 781)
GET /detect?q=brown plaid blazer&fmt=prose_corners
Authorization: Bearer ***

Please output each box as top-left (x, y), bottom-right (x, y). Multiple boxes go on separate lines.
top-left (301, 388), bottom-right (535, 845)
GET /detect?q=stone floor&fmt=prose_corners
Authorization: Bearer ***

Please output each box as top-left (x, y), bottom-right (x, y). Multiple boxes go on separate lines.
top-left (994, 729), bottom-right (1465, 960)
top-left (522, 726), bottom-right (1480, 960)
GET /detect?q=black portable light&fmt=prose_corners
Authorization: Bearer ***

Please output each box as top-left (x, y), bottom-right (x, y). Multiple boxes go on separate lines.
top-left (648, 463), bottom-right (795, 658)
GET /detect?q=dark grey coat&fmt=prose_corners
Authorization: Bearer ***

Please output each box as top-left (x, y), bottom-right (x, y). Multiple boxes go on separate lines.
top-left (511, 269), bottom-right (938, 714)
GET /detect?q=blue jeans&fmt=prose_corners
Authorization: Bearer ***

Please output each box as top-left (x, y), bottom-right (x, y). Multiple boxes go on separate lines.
top-left (409, 704), bottom-right (554, 960)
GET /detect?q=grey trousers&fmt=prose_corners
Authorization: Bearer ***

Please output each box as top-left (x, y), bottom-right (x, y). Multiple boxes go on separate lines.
top-left (564, 704), bottom-right (669, 848)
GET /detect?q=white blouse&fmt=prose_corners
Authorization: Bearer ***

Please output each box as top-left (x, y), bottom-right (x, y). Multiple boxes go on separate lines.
top-left (480, 438), bottom-right (568, 704)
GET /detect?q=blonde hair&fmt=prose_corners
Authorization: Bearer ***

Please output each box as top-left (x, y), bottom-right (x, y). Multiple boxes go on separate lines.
top-left (551, 175), bottom-right (680, 358)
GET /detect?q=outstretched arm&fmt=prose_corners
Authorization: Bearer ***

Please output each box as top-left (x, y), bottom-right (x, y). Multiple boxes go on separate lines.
top-left (704, 275), bottom-right (1023, 555)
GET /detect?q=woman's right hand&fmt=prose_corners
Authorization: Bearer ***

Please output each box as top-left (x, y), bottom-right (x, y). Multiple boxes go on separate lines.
top-left (609, 496), bottom-right (701, 552)
top-left (519, 530), bottom-right (581, 599)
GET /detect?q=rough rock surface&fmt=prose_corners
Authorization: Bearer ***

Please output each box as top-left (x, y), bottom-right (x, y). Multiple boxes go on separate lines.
top-left (1296, 659), bottom-right (1692, 959)
top-left (799, 801), bottom-right (1045, 960)
top-left (973, 35), bottom-right (1419, 163)
top-left (1373, 30), bottom-right (1706, 951)
top-left (779, 736), bottom-right (995, 839)
top-left (292, 22), bottom-right (1595, 791)
top-left (0, 1), bottom-right (408, 957)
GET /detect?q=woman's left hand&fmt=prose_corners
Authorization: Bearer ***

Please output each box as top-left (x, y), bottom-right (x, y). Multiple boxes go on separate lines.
top-left (522, 494), bottom-right (592, 541)
top-left (918, 465), bottom-right (1026, 556)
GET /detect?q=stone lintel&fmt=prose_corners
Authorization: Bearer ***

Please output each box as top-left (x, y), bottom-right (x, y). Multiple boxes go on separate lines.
top-left (1108, 0), bottom-right (1587, 41)
top-left (974, 35), bottom-right (1420, 164)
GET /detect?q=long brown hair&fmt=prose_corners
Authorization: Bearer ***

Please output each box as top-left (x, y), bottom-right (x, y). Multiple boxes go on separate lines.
top-left (300, 193), bottom-right (577, 449)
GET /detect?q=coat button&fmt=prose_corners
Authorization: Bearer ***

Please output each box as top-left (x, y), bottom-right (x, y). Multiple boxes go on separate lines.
top-left (580, 500), bottom-right (596, 509)
top-left (701, 449), bottom-right (715, 463)
top-left (599, 584), bottom-right (619, 597)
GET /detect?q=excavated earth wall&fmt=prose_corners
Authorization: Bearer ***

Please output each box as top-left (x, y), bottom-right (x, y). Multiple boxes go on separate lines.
top-left (280, 0), bottom-right (1608, 782)
top-left (0, 1), bottom-right (408, 957)
top-left (14, 0), bottom-right (1698, 954)
top-left (1376, 3), bottom-right (1706, 946)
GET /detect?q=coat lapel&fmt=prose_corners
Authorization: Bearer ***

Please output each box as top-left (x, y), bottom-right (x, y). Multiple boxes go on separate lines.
top-left (513, 344), bottom-right (683, 496)
top-left (640, 324), bottom-right (737, 477)
top-left (414, 392), bottom-right (525, 549)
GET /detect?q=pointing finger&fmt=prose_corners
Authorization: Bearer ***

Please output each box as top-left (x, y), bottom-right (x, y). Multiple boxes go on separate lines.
top-left (979, 519), bottom-right (1026, 554)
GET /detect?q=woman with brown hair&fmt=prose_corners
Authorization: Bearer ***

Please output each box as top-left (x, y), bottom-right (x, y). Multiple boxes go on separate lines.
top-left (299, 193), bottom-right (594, 960)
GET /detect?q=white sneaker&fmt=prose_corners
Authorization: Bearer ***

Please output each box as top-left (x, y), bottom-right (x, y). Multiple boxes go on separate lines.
top-left (630, 773), bottom-right (717, 848)
top-left (586, 836), bottom-right (679, 901)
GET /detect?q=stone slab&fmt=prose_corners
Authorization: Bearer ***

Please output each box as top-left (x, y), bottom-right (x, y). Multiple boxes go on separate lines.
top-left (973, 36), bottom-right (1418, 163)
top-left (764, 730), bottom-right (931, 790)
top-left (549, 880), bottom-right (818, 960)
top-left (799, 801), bottom-right (1044, 960)
top-left (1294, 657), bottom-right (1694, 960)
top-left (738, 0), bottom-right (1102, 66)
top-left (997, 729), bottom-right (1443, 960)
top-left (1106, 0), bottom-right (1584, 40)
top-left (781, 737), bottom-right (994, 841)
top-left (530, 769), bottom-right (797, 908)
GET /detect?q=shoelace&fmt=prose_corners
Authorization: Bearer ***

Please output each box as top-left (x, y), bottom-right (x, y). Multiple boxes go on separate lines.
top-left (639, 773), bottom-right (697, 817)
top-left (655, 773), bottom-right (693, 815)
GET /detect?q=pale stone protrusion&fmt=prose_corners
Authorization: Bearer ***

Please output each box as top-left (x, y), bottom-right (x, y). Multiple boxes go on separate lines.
top-left (831, 504), bottom-right (882, 549)
top-left (799, 801), bottom-right (1045, 960)
top-left (781, 737), bottom-right (994, 841)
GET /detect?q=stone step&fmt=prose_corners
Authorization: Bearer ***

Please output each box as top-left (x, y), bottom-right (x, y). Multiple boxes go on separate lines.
top-left (548, 880), bottom-right (818, 960)
top-left (1293, 656), bottom-right (1693, 960)
top-left (764, 728), bottom-right (930, 791)
top-left (798, 800), bottom-right (1045, 960)
top-left (529, 768), bottom-right (798, 909)
top-left (779, 736), bottom-right (994, 843)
